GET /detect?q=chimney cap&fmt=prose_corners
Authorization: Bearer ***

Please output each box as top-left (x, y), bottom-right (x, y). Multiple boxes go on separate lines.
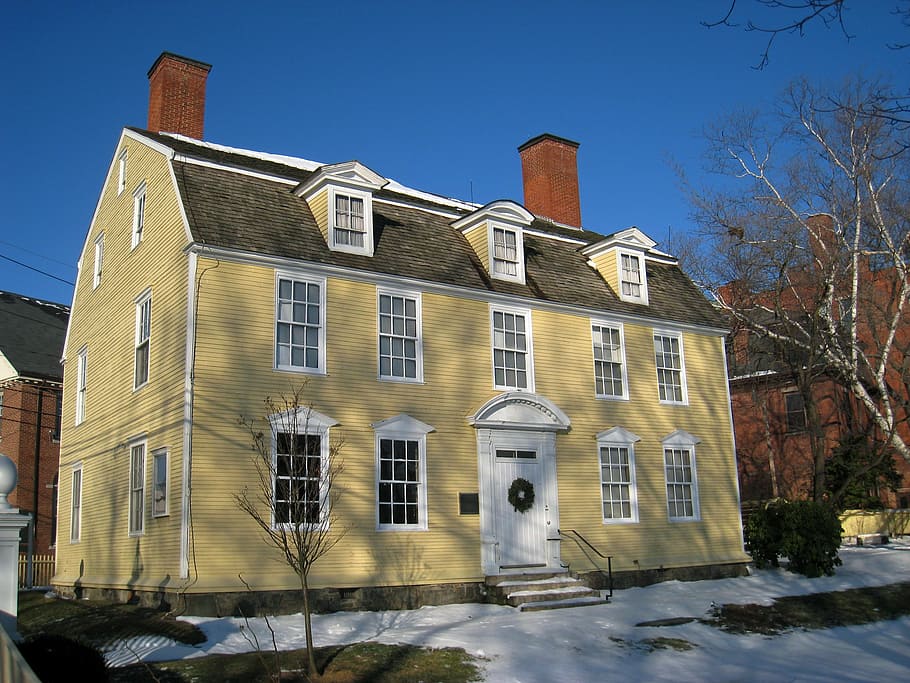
top-left (147, 51), bottom-right (212, 79)
top-left (517, 133), bottom-right (580, 153)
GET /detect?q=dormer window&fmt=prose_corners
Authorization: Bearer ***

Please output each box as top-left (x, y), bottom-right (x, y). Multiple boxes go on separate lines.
top-left (294, 161), bottom-right (387, 258)
top-left (452, 201), bottom-right (534, 286)
top-left (334, 193), bottom-right (365, 248)
top-left (620, 253), bottom-right (642, 298)
top-left (492, 226), bottom-right (520, 277)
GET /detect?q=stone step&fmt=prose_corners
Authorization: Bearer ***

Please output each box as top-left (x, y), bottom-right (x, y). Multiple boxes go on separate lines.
top-left (520, 595), bottom-right (609, 612)
top-left (484, 571), bottom-right (566, 587)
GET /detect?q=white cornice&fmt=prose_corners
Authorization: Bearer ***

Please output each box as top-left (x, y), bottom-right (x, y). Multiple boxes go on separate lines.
top-left (185, 243), bottom-right (728, 337)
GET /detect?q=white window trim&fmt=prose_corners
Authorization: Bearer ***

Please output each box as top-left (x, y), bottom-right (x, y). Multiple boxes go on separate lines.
top-left (274, 272), bottom-right (327, 375)
top-left (662, 430), bottom-right (701, 522)
top-left (268, 407), bottom-right (337, 531)
top-left (328, 186), bottom-right (374, 256)
top-left (596, 427), bottom-right (640, 524)
top-left (93, 233), bottom-right (104, 289)
top-left (70, 462), bottom-right (83, 543)
top-left (75, 346), bottom-right (87, 426)
top-left (117, 149), bottom-right (127, 195)
top-left (131, 181), bottom-right (147, 249)
top-left (487, 221), bottom-right (526, 284)
top-left (489, 305), bottom-right (536, 392)
top-left (372, 414), bottom-right (434, 531)
top-left (617, 250), bottom-right (649, 305)
top-left (654, 329), bottom-right (689, 405)
top-left (128, 439), bottom-right (147, 536)
top-left (591, 320), bottom-right (629, 400)
top-left (134, 289), bottom-right (152, 390)
top-left (377, 288), bottom-right (424, 383)
top-left (152, 448), bottom-right (169, 518)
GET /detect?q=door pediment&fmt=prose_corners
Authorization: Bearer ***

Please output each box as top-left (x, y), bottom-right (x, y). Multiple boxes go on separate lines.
top-left (469, 392), bottom-right (570, 432)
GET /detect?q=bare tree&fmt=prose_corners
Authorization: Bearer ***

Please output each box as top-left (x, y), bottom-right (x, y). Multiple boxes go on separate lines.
top-left (684, 78), bottom-right (910, 486)
top-left (703, 0), bottom-right (910, 69)
top-left (236, 386), bottom-right (347, 677)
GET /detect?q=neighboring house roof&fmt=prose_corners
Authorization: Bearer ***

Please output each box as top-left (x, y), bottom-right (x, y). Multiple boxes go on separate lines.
top-left (0, 291), bottom-right (69, 384)
top-left (130, 127), bottom-right (724, 330)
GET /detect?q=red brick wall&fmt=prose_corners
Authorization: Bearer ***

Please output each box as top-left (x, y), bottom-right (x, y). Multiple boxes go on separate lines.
top-left (0, 382), bottom-right (61, 553)
top-left (518, 134), bottom-right (581, 227)
top-left (147, 53), bottom-right (211, 139)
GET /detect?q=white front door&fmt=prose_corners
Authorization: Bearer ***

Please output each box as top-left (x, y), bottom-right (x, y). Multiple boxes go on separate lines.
top-left (494, 448), bottom-right (547, 568)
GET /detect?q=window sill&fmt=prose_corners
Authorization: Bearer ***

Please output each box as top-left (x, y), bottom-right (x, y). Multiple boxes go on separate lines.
top-left (602, 518), bottom-right (639, 525)
top-left (595, 394), bottom-right (630, 402)
top-left (274, 366), bottom-right (327, 376)
top-left (378, 376), bottom-right (425, 385)
top-left (376, 525), bottom-right (428, 532)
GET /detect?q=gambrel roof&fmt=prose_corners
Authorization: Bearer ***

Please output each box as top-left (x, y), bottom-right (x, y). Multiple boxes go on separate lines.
top-left (129, 128), bottom-right (723, 329)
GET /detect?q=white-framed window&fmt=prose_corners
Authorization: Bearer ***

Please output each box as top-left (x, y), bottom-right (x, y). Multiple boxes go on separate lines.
top-left (491, 306), bottom-right (534, 391)
top-left (269, 407), bottom-right (336, 529)
top-left (329, 187), bottom-right (373, 256)
top-left (75, 346), bottom-right (87, 425)
top-left (785, 391), bottom-right (807, 432)
top-left (134, 290), bottom-right (151, 389)
top-left (373, 414), bottom-right (433, 531)
top-left (654, 331), bottom-right (688, 404)
top-left (117, 149), bottom-right (127, 195)
top-left (596, 427), bottom-right (640, 524)
top-left (132, 182), bottom-right (146, 249)
top-left (93, 233), bottom-right (104, 289)
top-left (489, 223), bottom-right (525, 283)
top-left (378, 289), bottom-right (422, 382)
top-left (275, 274), bottom-right (326, 373)
top-left (70, 463), bottom-right (83, 543)
top-left (152, 449), bottom-right (168, 517)
top-left (618, 251), bottom-right (648, 304)
top-left (129, 441), bottom-right (146, 535)
top-left (662, 430), bottom-right (701, 521)
top-left (592, 321), bottom-right (628, 399)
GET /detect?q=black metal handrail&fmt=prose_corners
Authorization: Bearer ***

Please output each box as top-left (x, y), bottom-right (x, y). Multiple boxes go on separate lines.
top-left (558, 528), bottom-right (613, 597)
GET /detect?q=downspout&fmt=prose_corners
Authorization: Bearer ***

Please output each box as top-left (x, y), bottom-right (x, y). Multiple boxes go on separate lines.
top-left (26, 386), bottom-right (44, 588)
top-left (180, 251), bottom-right (198, 579)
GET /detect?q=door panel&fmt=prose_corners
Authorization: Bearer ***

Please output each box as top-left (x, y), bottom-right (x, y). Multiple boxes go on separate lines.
top-left (495, 449), bottom-right (546, 567)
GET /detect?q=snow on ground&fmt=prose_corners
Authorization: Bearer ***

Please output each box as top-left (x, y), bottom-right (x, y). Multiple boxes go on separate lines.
top-left (105, 541), bottom-right (910, 681)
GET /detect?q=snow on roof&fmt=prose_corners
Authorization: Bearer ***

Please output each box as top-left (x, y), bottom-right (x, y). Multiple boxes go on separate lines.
top-left (161, 133), bottom-right (479, 213)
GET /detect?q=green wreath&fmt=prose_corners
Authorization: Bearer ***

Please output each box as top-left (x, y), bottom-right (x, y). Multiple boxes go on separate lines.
top-left (508, 477), bottom-right (535, 513)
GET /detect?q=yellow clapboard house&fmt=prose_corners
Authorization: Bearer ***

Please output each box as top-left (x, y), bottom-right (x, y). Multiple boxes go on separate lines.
top-left (55, 53), bottom-right (748, 614)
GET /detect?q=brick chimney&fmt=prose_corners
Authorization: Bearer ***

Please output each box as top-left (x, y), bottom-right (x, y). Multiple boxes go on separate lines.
top-left (147, 52), bottom-right (212, 139)
top-left (518, 133), bottom-right (581, 227)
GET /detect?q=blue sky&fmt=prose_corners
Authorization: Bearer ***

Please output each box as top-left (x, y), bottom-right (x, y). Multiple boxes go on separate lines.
top-left (1, 0), bottom-right (906, 305)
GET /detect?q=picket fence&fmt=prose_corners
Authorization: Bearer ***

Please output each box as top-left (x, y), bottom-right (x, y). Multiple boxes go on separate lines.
top-left (17, 553), bottom-right (55, 588)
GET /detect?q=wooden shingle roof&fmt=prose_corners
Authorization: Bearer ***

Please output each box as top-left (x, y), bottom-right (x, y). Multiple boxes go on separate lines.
top-left (131, 128), bottom-right (723, 330)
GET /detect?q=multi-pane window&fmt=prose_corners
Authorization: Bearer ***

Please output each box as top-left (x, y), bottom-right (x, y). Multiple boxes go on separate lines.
top-left (93, 233), bottom-right (104, 289)
top-left (379, 292), bottom-right (421, 381)
top-left (334, 193), bottom-right (365, 247)
top-left (492, 308), bottom-right (533, 390)
top-left (76, 347), bottom-right (87, 425)
top-left (664, 446), bottom-right (698, 520)
top-left (70, 465), bottom-right (82, 542)
top-left (600, 446), bottom-right (636, 522)
top-left (117, 149), bottom-right (127, 194)
top-left (132, 182), bottom-right (146, 249)
top-left (592, 323), bottom-right (626, 398)
top-left (785, 392), bottom-right (807, 432)
top-left (654, 332), bottom-right (686, 403)
top-left (152, 449), bottom-right (168, 517)
top-left (134, 292), bottom-right (151, 389)
top-left (274, 431), bottom-right (322, 526)
top-left (621, 253), bottom-right (642, 297)
top-left (276, 276), bottom-right (323, 372)
top-left (492, 227), bottom-right (519, 277)
top-left (129, 442), bottom-right (146, 535)
top-left (378, 438), bottom-right (422, 527)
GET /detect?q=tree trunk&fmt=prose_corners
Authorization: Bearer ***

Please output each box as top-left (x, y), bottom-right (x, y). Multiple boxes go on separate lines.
top-left (301, 570), bottom-right (318, 676)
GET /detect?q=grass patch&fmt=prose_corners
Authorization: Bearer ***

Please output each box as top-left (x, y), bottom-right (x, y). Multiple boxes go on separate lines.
top-left (110, 643), bottom-right (483, 682)
top-left (18, 592), bottom-right (483, 683)
top-left (609, 636), bottom-right (697, 653)
top-left (17, 591), bottom-right (205, 648)
top-left (710, 581), bottom-right (910, 634)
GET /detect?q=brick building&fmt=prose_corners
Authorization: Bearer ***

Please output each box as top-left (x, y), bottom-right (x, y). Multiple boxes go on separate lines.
top-left (0, 291), bottom-right (69, 554)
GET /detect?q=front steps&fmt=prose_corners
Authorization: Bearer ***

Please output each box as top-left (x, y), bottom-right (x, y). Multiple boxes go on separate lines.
top-left (486, 572), bottom-right (609, 612)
